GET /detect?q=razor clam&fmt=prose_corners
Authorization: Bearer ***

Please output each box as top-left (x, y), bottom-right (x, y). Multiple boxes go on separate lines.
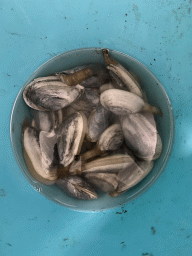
top-left (99, 83), bottom-right (115, 93)
top-left (60, 67), bottom-right (94, 86)
top-left (56, 112), bottom-right (87, 167)
top-left (56, 175), bottom-right (98, 200)
top-left (39, 130), bottom-right (59, 170)
top-left (23, 127), bottom-right (58, 185)
top-left (121, 113), bottom-right (157, 161)
top-left (34, 75), bottom-right (61, 83)
top-left (98, 124), bottom-right (124, 151)
top-left (102, 49), bottom-right (143, 98)
top-left (100, 89), bottom-right (162, 116)
top-left (82, 154), bottom-right (134, 174)
top-left (56, 65), bottom-right (88, 75)
top-left (23, 79), bottom-right (84, 111)
top-left (87, 105), bottom-right (110, 142)
top-left (110, 160), bottom-right (154, 196)
top-left (84, 173), bottom-right (118, 193)
top-left (109, 70), bottom-right (128, 91)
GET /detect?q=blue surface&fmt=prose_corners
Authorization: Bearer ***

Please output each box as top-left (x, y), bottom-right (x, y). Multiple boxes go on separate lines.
top-left (0, 0), bottom-right (192, 255)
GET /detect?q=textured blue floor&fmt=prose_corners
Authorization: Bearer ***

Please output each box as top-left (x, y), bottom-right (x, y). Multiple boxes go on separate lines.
top-left (1, 1), bottom-right (192, 255)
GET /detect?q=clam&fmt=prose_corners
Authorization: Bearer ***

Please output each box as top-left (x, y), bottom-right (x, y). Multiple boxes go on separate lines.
top-left (110, 160), bottom-right (154, 196)
top-left (87, 106), bottom-right (110, 142)
top-left (102, 49), bottom-right (143, 98)
top-left (98, 124), bottom-right (124, 151)
top-left (82, 154), bottom-right (134, 174)
top-left (60, 67), bottom-right (94, 86)
top-left (109, 70), bottom-right (128, 91)
top-left (30, 110), bottom-right (55, 132)
top-left (39, 130), bottom-right (59, 170)
top-left (100, 89), bottom-right (162, 116)
top-left (55, 65), bottom-right (88, 75)
top-left (56, 175), bottom-right (98, 200)
top-left (56, 112), bottom-right (87, 167)
top-left (23, 79), bottom-right (84, 111)
top-left (23, 127), bottom-right (58, 185)
top-left (153, 133), bottom-right (163, 160)
top-left (84, 173), bottom-right (118, 193)
top-left (99, 83), bottom-right (115, 93)
top-left (84, 88), bottom-right (100, 106)
top-left (121, 113), bottom-right (157, 161)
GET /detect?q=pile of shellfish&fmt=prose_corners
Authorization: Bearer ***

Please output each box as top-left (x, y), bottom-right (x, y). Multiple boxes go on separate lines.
top-left (22, 49), bottom-right (163, 200)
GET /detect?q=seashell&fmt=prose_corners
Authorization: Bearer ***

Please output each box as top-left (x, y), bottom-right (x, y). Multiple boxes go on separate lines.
top-left (100, 89), bottom-right (144, 115)
top-left (99, 83), bottom-right (115, 93)
top-left (39, 130), bottom-right (59, 170)
top-left (30, 110), bottom-right (55, 132)
top-left (110, 160), bottom-right (154, 196)
top-left (82, 154), bottom-right (134, 174)
top-left (87, 106), bottom-right (110, 142)
top-left (56, 112), bottom-right (87, 167)
top-left (84, 88), bottom-right (100, 106)
top-left (60, 67), bottom-right (94, 86)
top-left (23, 127), bottom-right (58, 185)
top-left (23, 79), bottom-right (84, 111)
top-left (56, 175), bottom-right (98, 200)
top-left (109, 70), bottom-right (128, 91)
top-left (121, 113), bottom-right (157, 161)
top-left (84, 173), bottom-right (118, 193)
top-left (100, 89), bottom-right (162, 116)
top-left (98, 124), bottom-right (124, 151)
top-left (153, 133), bottom-right (163, 160)
top-left (102, 49), bottom-right (143, 98)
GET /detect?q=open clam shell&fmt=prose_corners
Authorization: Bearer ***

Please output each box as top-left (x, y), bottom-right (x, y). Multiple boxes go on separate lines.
top-left (56, 112), bottom-right (87, 167)
top-left (56, 175), bottom-right (98, 200)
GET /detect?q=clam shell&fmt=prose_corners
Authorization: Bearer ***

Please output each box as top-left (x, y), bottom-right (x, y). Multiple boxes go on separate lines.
top-left (39, 130), bottom-right (59, 170)
top-left (30, 110), bottom-right (55, 132)
top-left (82, 154), bottom-right (134, 174)
top-left (111, 160), bottom-right (154, 196)
top-left (102, 49), bottom-right (143, 98)
top-left (87, 106), bottom-right (110, 142)
top-left (56, 175), bottom-right (98, 200)
top-left (100, 89), bottom-right (144, 115)
top-left (99, 83), bottom-right (115, 93)
top-left (84, 173), bottom-right (118, 193)
top-left (56, 112), bottom-right (87, 167)
top-left (23, 127), bottom-right (58, 185)
top-left (121, 113), bottom-right (157, 161)
top-left (98, 124), bottom-right (124, 151)
top-left (23, 80), bottom-right (84, 111)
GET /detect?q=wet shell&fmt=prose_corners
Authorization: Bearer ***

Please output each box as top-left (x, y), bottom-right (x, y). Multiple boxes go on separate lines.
top-left (82, 154), bottom-right (134, 174)
top-left (98, 124), bottom-right (124, 151)
top-left (102, 49), bottom-right (143, 98)
top-left (87, 106), bottom-right (110, 142)
top-left (111, 160), bottom-right (154, 196)
top-left (99, 83), bottom-right (115, 93)
top-left (23, 80), bottom-right (84, 111)
top-left (121, 113), bottom-right (157, 161)
top-left (84, 173), bottom-right (118, 193)
top-left (39, 130), bottom-right (59, 170)
top-left (30, 110), bottom-right (55, 132)
top-left (56, 175), bottom-right (98, 200)
top-left (23, 127), bottom-right (58, 185)
top-left (56, 112), bottom-right (87, 167)
top-left (100, 89), bottom-right (144, 115)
